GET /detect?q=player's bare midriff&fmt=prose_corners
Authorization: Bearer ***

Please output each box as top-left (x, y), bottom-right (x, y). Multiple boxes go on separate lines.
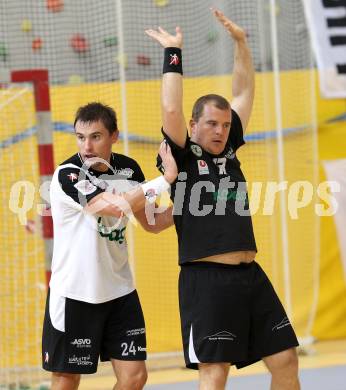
top-left (194, 250), bottom-right (256, 265)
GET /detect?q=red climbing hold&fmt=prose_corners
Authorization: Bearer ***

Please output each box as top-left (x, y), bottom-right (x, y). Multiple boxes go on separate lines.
top-left (70, 34), bottom-right (89, 53)
top-left (32, 38), bottom-right (43, 51)
top-left (46, 0), bottom-right (64, 12)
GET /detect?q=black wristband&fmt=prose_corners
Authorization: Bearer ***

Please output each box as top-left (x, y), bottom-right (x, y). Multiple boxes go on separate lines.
top-left (163, 47), bottom-right (183, 75)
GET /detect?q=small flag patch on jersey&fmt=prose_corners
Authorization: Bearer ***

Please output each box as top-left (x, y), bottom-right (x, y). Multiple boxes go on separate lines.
top-left (67, 172), bottom-right (78, 182)
top-left (197, 160), bottom-right (209, 175)
top-left (74, 180), bottom-right (97, 195)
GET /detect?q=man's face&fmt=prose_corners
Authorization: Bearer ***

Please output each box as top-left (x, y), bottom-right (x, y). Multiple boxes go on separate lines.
top-left (190, 103), bottom-right (231, 155)
top-left (75, 119), bottom-right (118, 171)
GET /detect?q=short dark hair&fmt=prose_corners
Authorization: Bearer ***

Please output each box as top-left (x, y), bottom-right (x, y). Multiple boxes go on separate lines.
top-left (191, 94), bottom-right (230, 122)
top-left (74, 102), bottom-right (118, 134)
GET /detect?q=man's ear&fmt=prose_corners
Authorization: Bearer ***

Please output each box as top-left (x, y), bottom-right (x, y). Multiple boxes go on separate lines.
top-left (189, 119), bottom-right (196, 135)
top-left (111, 130), bottom-right (119, 144)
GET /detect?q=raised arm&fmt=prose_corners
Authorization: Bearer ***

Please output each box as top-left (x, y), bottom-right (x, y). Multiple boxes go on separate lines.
top-left (145, 26), bottom-right (187, 147)
top-left (213, 9), bottom-right (255, 131)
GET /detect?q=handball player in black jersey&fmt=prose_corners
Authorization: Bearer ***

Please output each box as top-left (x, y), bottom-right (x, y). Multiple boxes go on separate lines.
top-left (146, 8), bottom-right (300, 390)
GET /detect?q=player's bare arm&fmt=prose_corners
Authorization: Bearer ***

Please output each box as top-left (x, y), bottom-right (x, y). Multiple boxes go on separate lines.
top-left (134, 205), bottom-right (174, 234)
top-left (85, 142), bottom-right (177, 219)
top-left (145, 26), bottom-right (187, 147)
top-left (212, 8), bottom-right (255, 131)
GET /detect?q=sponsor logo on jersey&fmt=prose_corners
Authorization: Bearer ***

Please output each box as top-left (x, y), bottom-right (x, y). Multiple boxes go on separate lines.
top-left (74, 180), bottom-right (97, 195)
top-left (191, 144), bottom-right (202, 157)
top-left (114, 168), bottom-right (134, 178)
top-left (197, 160), bottom-right (209, 175)
top-left (272, 317), bottom-right (291, 331)
top-left (203, 331), bottom-right (237, 341)
top-left (67, 172), bottom-right (78, 182)
top-left (126, 328), bottom-right (145, 336)
top-left (97, 217), bottom-right (126, 243)
top-left (68, 354), bottom-right (93, 366)
top-left (44, 352), bottom-right (49, 363)
top-left (70, 338), bottom-right (92, 348)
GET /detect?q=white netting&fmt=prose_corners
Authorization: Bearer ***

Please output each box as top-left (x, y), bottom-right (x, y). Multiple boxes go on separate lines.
top-left (0, 84), bottom-right (47, 388)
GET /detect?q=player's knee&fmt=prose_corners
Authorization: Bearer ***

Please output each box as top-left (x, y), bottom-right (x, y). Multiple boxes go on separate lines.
top-left (268, 348), bottom-right (299, 376)
top-left (116, 368), bottom-right (147, 390)
top-left (198, 363), bottom-right (229, 387)
top-left (270, 351), bottom-right (300, 390)
top-left (281, 348), bottom-right (299, 373)
top-left (52, 372), bottom-right (81, 388)
top-left (131, 368), bottom-right (148, 389)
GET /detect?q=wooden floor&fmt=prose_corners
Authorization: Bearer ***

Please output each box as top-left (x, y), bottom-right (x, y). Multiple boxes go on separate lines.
top-left (77, 339), bottom-right (346, 389)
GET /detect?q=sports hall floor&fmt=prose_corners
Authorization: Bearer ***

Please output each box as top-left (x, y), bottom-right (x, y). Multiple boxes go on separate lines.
top-left (77, 339), bottom-right (346, 390)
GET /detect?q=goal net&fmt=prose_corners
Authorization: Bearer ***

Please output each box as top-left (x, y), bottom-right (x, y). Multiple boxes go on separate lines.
top-left (0, 83), bottom-right (47, 387)
top-left (0, 0), bottom-right (319, 385)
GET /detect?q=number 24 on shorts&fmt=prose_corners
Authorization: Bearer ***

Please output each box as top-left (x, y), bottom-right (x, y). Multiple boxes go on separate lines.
top-left (121, 341), bottom-right (137, 356)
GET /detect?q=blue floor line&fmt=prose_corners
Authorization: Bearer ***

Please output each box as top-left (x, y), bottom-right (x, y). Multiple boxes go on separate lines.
top-left (1, 112), bottom-right (345, 150)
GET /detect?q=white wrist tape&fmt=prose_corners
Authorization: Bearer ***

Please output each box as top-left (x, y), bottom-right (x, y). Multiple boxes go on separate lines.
top-left (141, 176), bottom-right (170, 203)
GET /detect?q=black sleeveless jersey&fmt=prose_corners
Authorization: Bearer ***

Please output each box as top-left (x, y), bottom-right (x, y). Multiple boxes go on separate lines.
top-left (157, 109), bottom-right (257, 265)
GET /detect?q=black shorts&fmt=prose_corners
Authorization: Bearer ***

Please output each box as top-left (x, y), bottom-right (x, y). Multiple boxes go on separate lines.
top-left (42, 289), bottom-right (146, 374)
top-left (179, 261), bottom-right (299, 370)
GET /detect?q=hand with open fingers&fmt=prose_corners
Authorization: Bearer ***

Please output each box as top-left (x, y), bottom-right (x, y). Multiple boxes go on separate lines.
top-left (145, 26), bottom-right (182, 48)
top-left (211, 8), bottom-right (247, 42)
top-left (159, 141), bottom-right (178, 184)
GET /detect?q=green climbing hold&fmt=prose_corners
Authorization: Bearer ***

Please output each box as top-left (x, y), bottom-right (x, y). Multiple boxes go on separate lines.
top-left (104, 37), bottom-right (118, 47)
top-left (207, 30), bottom-right (219, 43)
top-left (0, 42), bottom-right (8, 60)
